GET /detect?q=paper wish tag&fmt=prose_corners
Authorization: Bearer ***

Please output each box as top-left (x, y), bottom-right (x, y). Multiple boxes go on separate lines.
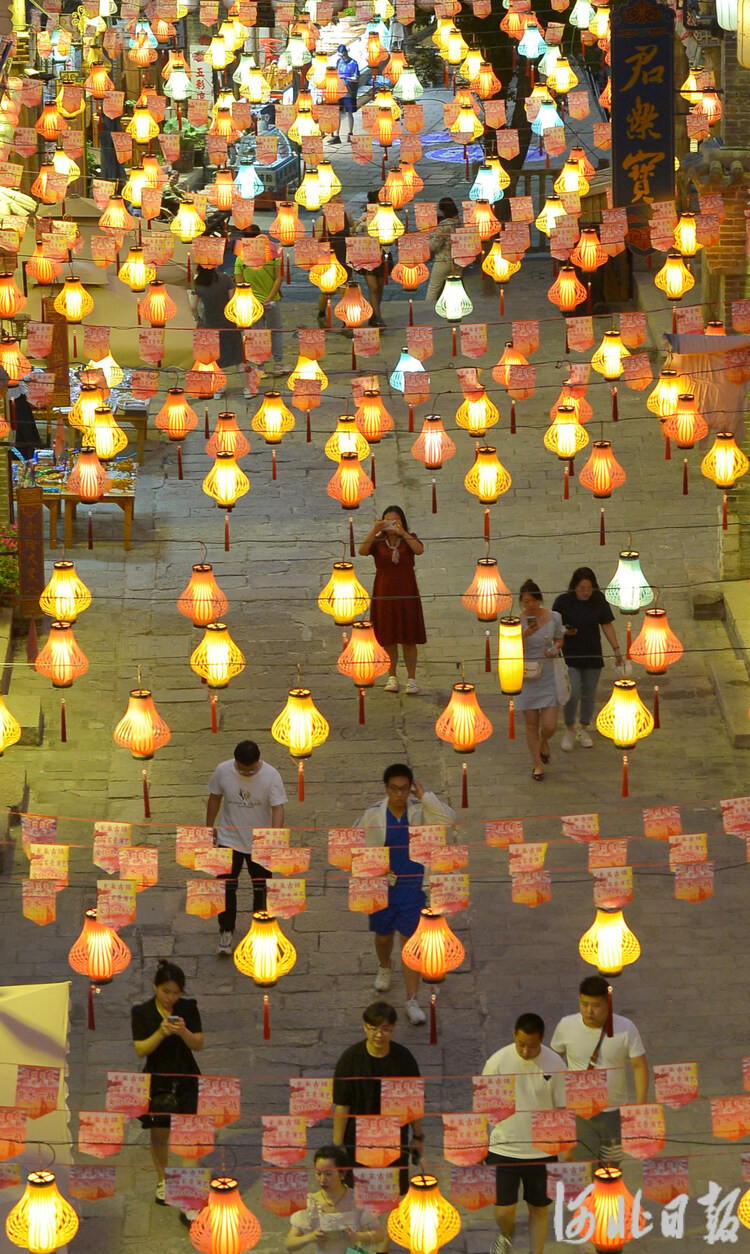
top-left (561, 813), bottom-right (599, 842)
top-left (170, 1116), bottom-right (215, 1160)
top-left (674, 861), bottom-right (714, 901)
top-left (588, 839), bottom-right (627, 869)
top-left (429, 844), bottom-right (468, 872)
top-left (508, 842), bottom-right (546, 873)
top-left (262, 846), bottom-right (310, 875)
top-left (97, 880), bottom-right (136, 930)
top-left (511, 870), bottom-right (551, 907)
top-left (711, 1095), bottom-right (750, 1140)
top-left (194, 847), bottom-right (233, 876)
top-left (78, 1111), bottom-right (124, 1158)
top-left (353, 1167), bottom-right (400, 1214)
top-left (530, 1108), bottom-right (576, 1155)
top-left (380, 1078), bottom-right (424, 1124)
top-left (512, 319), bottom-right (539, 355)
top-left (266, 879), bottom-right (306, 917)
top-left (175, 825), bottom-right (214, 869)
top-left (22, 881), bottom-right (56, 926)
top-left (564, 1070), bottom-right (609, 1119)
top-left (14, 1066), bottom-right (59, 1119)
top-left (186, 882), bottom-right (225, 919)
top-left (486, 820), bottom-right (523, 848)
top-left (621, 1104), bottom-right (665, 1159)
top-left (721, 796), bottom-right (750, 835)
top-left (472, 1074), bottom-right (515, 1122)
top-left (460, 324), bottom-right (487, 359)
top-left (0, 1110), bottom-right (25, 1161)
top-left (262, 1169), bottom-right (308, 1217)
top-left (93, 822), bottom-right (131, 874)
top-left (349, 876), bottom-right (388, 913)
top-left (29, 844), bottom-right (68, 889)
top-left (197, 1076), bottom-right (241, 1127)
top-left (356, 1116), bottom-right (401, 1167)
top-left (105, 1072), bottom-right (150, 1119)
top-left (566, 317), bottom-right (594, 353)
top-left (449, 1165), bottom-right (496, 1210)
top-left (409, 825), bottom-right (446, 864)
top-left (668, 832), bottom-right (707, 870)
top-left (164, 1167), bottom-right (211, 1212)
top-left (593, 866), bottom-right (633, 909)
top-left (429, 872), bottom-right (469, 915)
top-left (643, 805), bottom-right (681, 839)
top-left (21, 814), bottom-right (57, 857)
top-left (442, 1114), bottom-right (488, 1166)
top-left (732, 300), bottom-right (750, 334)
top-left (622, 354), bottom-right (652, 391)
top-left (262, 1115), bottom-right (306, 1166)
top-left (619, 311), bottom-right (647, 348)
top-left (68, 1166), bottom-right (116, 1200)
top-left (546, 1161), bottom-right (592, 1205)
top-left (405, 325), bottom-right (433, 361)
top-left (653, 1062), bottom-right (698, 1109)
top-left (353, 328), bottom-right (380, 358)
top-left (289, 1077), bottom-right (333, 1126)
top-left (328, 827), bottom-right (366, 870)
top-left (351, 847), bottom-right (390, 877)
top-left (641, 1157), bottom-right (689, 1205)
top-left (119, 845), bottom-right (158, 890)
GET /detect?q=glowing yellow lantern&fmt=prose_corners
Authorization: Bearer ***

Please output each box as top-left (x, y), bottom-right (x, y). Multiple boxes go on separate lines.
top-left (127, 96), bottom-right (159, 142)
top-left (188, 1176), bottom-right (261, 1254)
top-left (654, 249), bottom-right (694, 301)
top-left (155, 388), bottom-right (198, 441)
top-left (67, 446), bottom-right (111, 502)
top-left (0, 339), bottom-right (30, 386)
top-left (270, 202), bottom-right (305, 246)
top-left (673, 212), bottom-right (700, 257)
top-left (224, 282), bottom-right (264, 328)
top-left (464, 445), bottom-right (511, 503)
top-left (553, 157), bottom-right (588, 196)
top-left (206, 412), bottom-right (250, 460)
top-left (53, 276), bottom-right (92, 323)
top-left (86, 406), bottom-right (128, 461)
top-left (309, 256), bottom-right (349, 296)
top-left (271, 686), bottom-right (329, 799)
top-left (190, 622), bottom-right (245, 688)
top-left (324, 416), bottom-right (370, 463)
top-left (579, 441), bottom-right (626, 498)
top-left (0, 277), bottom-right (26, 321)
top-left (252, 391), bottom-right (295, 444)
top-left (547, 55), bottom-right (578, 93)
top-left (663, 393), bottom-right (708, 448)
top-left (99, 195), bottom-right (135, 237)
top-left (233, 910), bottom-right (297, 984)
top-left (203, 451), bottom-right (250, 508)
top-left (591, 329), bottom-right (630, 380)
top-left (0, 694), bottom-right (20, 755)
top-left (113, 686), bottom-right (171, 758)
top-left (338, 621), bottom-right (390, 690)
top-left (367, 201), bottom-right (404, 245)
top-left (288, 354), bottom-right (328, 392)
top-left (579, 908), bottom-right (641, 975)
top-left (646, 368), bottom-right (686, 418)
top-left (388, 1174), bottom-right (461, 1254)
top-left (596, 678), bottom-right (654, 748)
top-left (456, 386), bottom-right (499, 439)
top-left (118, 245), bottom-right (156, 292)
top-left (701, 431), bottom-right (750, 488)
top-left (40, 560), bottom-right (91, 622)
top-left (317, 560), bottom-right (370, 623)
top-left (6, 1171), bottom-right (79, 1254)
top-left (170, 200), bottom-right (206, 242)
top-left (543, 403), bottom-right (589, 459)
top-left (534, 193), bottom-right (565, 236)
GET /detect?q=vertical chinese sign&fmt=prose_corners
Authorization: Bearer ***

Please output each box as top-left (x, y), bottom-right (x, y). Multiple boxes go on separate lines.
top-left (16, 487), bottom-right (44, 615)
top-left (612, 0), bottom-right (675, 221)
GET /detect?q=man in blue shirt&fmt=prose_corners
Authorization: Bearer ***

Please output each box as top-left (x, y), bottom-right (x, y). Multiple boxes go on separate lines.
top-left (329, 44), bottom-right (359, 144)
top-left (356, 763), bottom-right (456, 1025)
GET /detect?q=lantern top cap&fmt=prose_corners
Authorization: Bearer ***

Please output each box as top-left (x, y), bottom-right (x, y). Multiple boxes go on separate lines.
top-left (210, 1176), bottom-right (239, 1192)
top-left (129, 687), bottom-right (153, 698)
top-left (617, 549), bottom-right (639, 559)
top-left (612, 678), bottom-right (636, 691)
top-left (499, 614), bottom-right (521, 625)
top-left (252, 908), bottom-right (277, 921)
top-left (593, 1165), bottom-right (623, 1183)
top-left (475, 556), bottom-right (498, 567)
top-left (26, 1170), bottom-right (56, 1187)
top-left (332, 560), bottom-right (354, 570)
top-left (286, 687), bottom-right (311, 699)
top-left (192, 562), bottom-right (213, 572)
top-left (407, 1173), bottom-right (439, 1190)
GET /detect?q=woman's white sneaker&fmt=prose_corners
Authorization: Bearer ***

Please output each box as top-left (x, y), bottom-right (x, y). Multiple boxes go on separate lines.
top-left (560, 729), bottom-right (575, 752)
top-left (577, 727), bottom-right (594, 748)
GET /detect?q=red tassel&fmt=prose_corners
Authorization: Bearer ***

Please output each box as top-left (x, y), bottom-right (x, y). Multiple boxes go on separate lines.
top-left (9, 396), bottom-right (15, 431)
top-left (431, 478), bottom-right (437, 514)
top-left (306, 412), bottom-right (311, 443)
top-left (622, 753), bottom-right (629, 798)
top-left (452, 326), bottom-right (457, 357)
top-left (500, 287), bottom-right (504, 318)
top-left (349, 517), bottom-right (355, 557)
top-left (286, 251), bottom-right (291, 284)
top-left (263, 992), bottom-right (270, 1040)
top-left (509, 697), bottom-right (515, 740)
top-left (371, 455), bottom-right (376, 488)
top-left (409, 298), bottom-right (414, 327)
top-left (569, 455), bottom-right (576, 478)
top-left (464, 146), bottom-right (469, 179)
top-left (177, 445), bottom-right (183, 480)
top-left (88, 511), bottom-right (93, 550)
top-left (626, 618), bottom-right (632, 660)
top-left (60, 696), bottom-right (67, 743)
top-left (73, 331), bottom-right (77, 357)
top-left (26, 618), bottom-right (38, 663)
top-left (224, 513), bottom-right (230, 552)
top-left (587, 281), bottom-right (592, 314)
top-left (653, 684), bottom-right (660, 729)
top-left (723, 492), bottom-right (728, 530)
top-left (612, 386), bottom-right (618, 421)
top-left (88, 981), bottom-right (95, 1031)
top-left (352, 345), bottom-right (357, 371)
top-left (204, 407), bottom-right (209, 438)
top-left (429, 992), bottom-right (437, 1045)
top-left (665, 435), bottom-right (671, 461)
top-left (408, 404), bottom-right (414, 433)
top-left (672, 305), bottom-right (676, 333)
top-left (359, 687), bottom-right (365, 725)
top-left (485, 630), bottom-right (491, 672)
top-left (564, 465), bottom-right (569, 500)
top-left (510, 400), bottom-right (516, 434)
top-left (606, 985), bottom-right (614, 1037)
top-left (565, 322), bottom-right (569, 355)
top-left (186, 255), bottom-right (191, 283)
top-left (682, 458), bottom-right (688, 495)
top-left (484, 508), bottom-right (490, 542)
top-left (599, 507), bottom-right (605, 545)
top-left (297, 759), bottom-right (305, 802)
top-left (272, 449), bottom-right (277, 480)
top-left (461, 761), bottom-right (468, 808)
top-left (383, 253), bottom-right (389, 285)
top-left (142, 768), bottom-right (151, 819)
top-left (211, 692), bottom-right (218, 734)
top-left (326, 298), bottom-right (331, 329)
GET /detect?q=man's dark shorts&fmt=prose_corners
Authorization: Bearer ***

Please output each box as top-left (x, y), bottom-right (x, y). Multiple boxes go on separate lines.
top-left (485, 1150), bottom-right (557, 1208)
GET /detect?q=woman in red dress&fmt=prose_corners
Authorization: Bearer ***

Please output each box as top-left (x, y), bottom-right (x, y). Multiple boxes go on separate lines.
top-left (359, 505), bottom-right (426, 694)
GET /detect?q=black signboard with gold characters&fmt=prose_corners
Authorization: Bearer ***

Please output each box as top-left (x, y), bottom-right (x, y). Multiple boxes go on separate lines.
top-left (612, 0), bottom-right (675, 212)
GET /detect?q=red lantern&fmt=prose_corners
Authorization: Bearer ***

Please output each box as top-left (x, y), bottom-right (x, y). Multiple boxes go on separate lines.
top-left (138, 280), bottom-right (178, 328)
top-left (334, 283), bottom-right (373, 328)
top-left (662, 393), bottom-right (708, 449)
top-left (177, 563), bottom-right (229, 626)
top-left (67, 447), bottom-right (112, 502)
top-left (155, 388), bottom-right (198, 441)
top-left (411, 413), bottom-right (456, 469)
top-left (462, 557), bottom-right (512, 621)
top-left (579, 441), bottom-right (626, 498)
top-left (354, 391), bottom-right (394, 443)
top-left (548, 264), bottom-right (587, 311)
top-left (327, 452), bottom-right (374, 509)
top-left (630, 607), bottom-right (683, 674)
top-left (206, 411), bottom-right (250, 459)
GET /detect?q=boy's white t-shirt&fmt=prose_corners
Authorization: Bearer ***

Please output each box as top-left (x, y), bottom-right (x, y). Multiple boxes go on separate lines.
top-left (482, 1043), bottom-right (566, 1158)
top-left (206, 759), bottom-right (287, 852)
top-left (550, 1013), bottom-right (646, 1108)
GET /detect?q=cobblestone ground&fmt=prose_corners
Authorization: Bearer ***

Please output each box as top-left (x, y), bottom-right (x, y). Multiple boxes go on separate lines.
top-left (1, 94), bottom-right (749, 1254)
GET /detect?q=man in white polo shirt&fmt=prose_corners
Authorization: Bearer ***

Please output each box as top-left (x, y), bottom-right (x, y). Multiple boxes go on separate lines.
top-left (550, 975), bottom-right (648, 1165)
top-left (206, 740), bottom-right (287, 955)
top-left (483, 1013), bottom-right (566, 1254)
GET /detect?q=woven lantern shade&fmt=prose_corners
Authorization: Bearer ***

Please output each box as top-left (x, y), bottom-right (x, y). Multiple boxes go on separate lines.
top-left (295, 167), bottom-right (323, 212)
top-left (646, 368), bottom-right (687, 418)
top-left (30, 164), bottom-right (62, 204)
top-left (322, 65), bottom-right (347, 102)
top-left (126, 96), bottom-right (159, 142)
top-left (317, 161), bottom-right (342, 202)
top-left (591, 329), bottom-right (630, 380)
top-left (6, 1170), bottom-right (79, 1254)
top-left (288, 354), bottom-right (328, 392)
top-left (129, 31), bottom-right (158, 65)
top-left (224, 282), bottom-right (264, 329)
top-left (535, 193), bottom-right (565, 237)
top-left (0, 339), bottom-right (30, 386)
top-left (40, 561), bottom-right (91, 622)
top-left (654, 250), bottom-right (694, 318)
top-left (99, 195), bottom-right (135, 237)
top-left (203, 452), bottom-right (250, 508)
top-left (203, 33), bottom-right (233, 68)
top-left (402, 908), bottom-right (465, 982)
top-left (85, 61), bottom-right (114, 97)
top-left (571, 1166), bottom-right (642, 1251)
top-left (462, 558), bottom-right (512, 621)
top-left (492, 342), bottom-right (528, 389)
top-left (188, 361), bottom-right (228, 400)
top-left (170, 201), bottom-right (206, 242)
top-left (26, 244), bottom-right (63, 286)
top-left (570, 227), bottom-right (607, 271)
top-left (738, 1186), bottom-right (750, 1230)
top-left (464, 446), bottom-right (512, 503)
top-left (338, 621), bottom-right (390, 688)
top-left (288, 105), bottom-right (321, 145)
top-left (178, 563), bottom-right (229, 627)
top-left (270, 202), bottom-right (305, 246)
top-left (482, 241), bottom-right (522, 312)
top-left (272, 685), bottom-right (329, 801)
top-left (367, 202), bottom-right (404, 246)
top-left (388, 1175), bottom-right (461, 1254)
top-left (384, 47), bottom-right (407, 83)
top-left (209, 107), bottom-right (239, 143)
top-left (411, 413), bottom-right (456, 471)
top-left (138, 280), bottom-right (177, 327)
top-left (318, 561), bottom-right (370, 624)
top-left (155, 388), bottom-right (198, 441)
top-left (605, 549), bottom-right (654, 615)
top-left (85, 407), bottom-right (128, 461)
top-left (252, 391), bottom-right (295, 444)
top-left (206, 169), bottom-right (236, 212)
top-left (69, 907), bottom-right (131, 982)
top-left (579, 441), bottom-right (626, 498)
top-left (0, 275), bottom-right (29, 319)
top-left (118, 246), bottom-right (156, 292)
top-left (188, 1176), bottom-right (261, 1254)
top-left (700, 431), bottom-right (749, 488)
top-left (435, 274), bottom-right (473, 321)
top-left (471, 60), bottom-right (502, 98)
top-left (206, 412), bottom-right (250, 460)
top-left (333, 282), bottom-right (373, 327)
top-left (0, 694), bottom-right (22, 755)
top-left (662, 393), bottom-right (708, 448)
top-left (497, 615), bottom-right (524, 695)
top-left (380, 165), bottom-right (409, 209)
top-left (456, 386), bottom-right (499, 439)
top-left (673, 212), bottom-right (700, 257)
top-left (114, 685), bottom-right (171, 759)
top-left (234, 911), bottom-right (296, 986)
top-left (548, 265), bottom-right (587, 311)
top-left (630, 607), bottom-right (683, 675)
top-left (553, 157), bottom-right (588, 197)
top-left (355, 391), bottom-right (394, 443)
top-left (324, 416), bottom-right (370, 463)
top-left (327, 452), bottom-right (375, 509)
top-left (67, 447), bottom-right (111, 502)
top-left (400, 160), bottom-right (424, 195)
top-left (35, 103), bottom-right (66, 140)
top-left (579, 908), bottom-right (640, 977)
top-left (569, 143), bottom-right (595, 178)
top-left (436, 681), bottom-right (492, 753)
top-left (69, 383), bottom-right (107, 431)
top-left (190, 622), bottom-right (245, 688)
top-left (597, 678), bottom-right (654, 748)
top-left (391, 261), bottom-right (429, 291)
top-left (543, 403), bottom-right (589, 459)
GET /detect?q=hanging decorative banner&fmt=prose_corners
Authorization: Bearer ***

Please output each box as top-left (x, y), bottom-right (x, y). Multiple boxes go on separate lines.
top-left (731, 301), bottom-right (750, 334)
top-left (165, 1167), bottom-right (211, 1212)
top-left (141, 188), bottom-right (162, 222)
top-left (196, 1076), bottom-right (241, 1128)
top-left (68, 1166), bottom-right (117, 1200)
top-left (460, 324), bottom-right (487, 359)
top-left (355, 1116), bottom-right (402, 1168)
top-left (399, 135), bottom-right (422, 164)
top-left (111, 133), bottom-right (132, 165)
top-left (139, 328), bottom-right (166, 365)
top-left (506, 364), bottom-right (535, 401)
top-left (118, 846), bottom-right (158, 891)
top-left (695, 214), bottom-right (720, 247)
top-left (643, 805), bottom-right (682, 839)
top-left (511, 871), bottom-right (551, 908)
top-left (599, 222), bottom-right (627, 258)
top-left (653, 1062), bottom-right (698, 1109)
top-left (347, 237), bottom-right (381, 272)
top-left (253, 846), bottom-right (310, 876)
top-left (405, 326), bottom-right (433, 362)
top-left (413, 203), bottom-right (438, 233)
top-left (543, 127), bottom-right (567, 158)
top-left (262, 1115), bottom-right (307, 1166)
top-left (21, 815), bottom-right (57, 857)
top-left (472, 1075), bottom-right (515, 1123)
top-left (169, 1116), bottom-right (215, 1161)
top-left (561, 814), bottom-right (599, 842)
top-left (641, 1157), bottom-right (690, 1205)
top-left (567, 91), bottom-right (589, 120)
top-left (593, 866), bottom-right (633, 909)
top-left (588, 840), bottom-right (628, 869)
top-left (289, 1078), bottom-right (333, 1127)
top-left (29, 844), bottom-right (68, 889)
top-left (262, 1169), bottom-right (308, 1217)
top-left (21, 881), bottom-right (56, 926)
top-left (496, 130), bottom-right (520, 160)
top-left (353, 328), bottom-right (380, 359)
top-left (449, 1165), bottom-right (496, 1211)
top-left (508, 843), bottom-right (546, 873)
top-left (399, 235), bottom-right (430, 265)
top-left (97, 880), bottom-right (137, 930)
top-left (295, 238), bottom-right (324, 271)
top-left (592, 122), bottom-right (612, 152)
top-left (267, 879), bottom-right (306, 918)
top-left (83, 327), bottom-right (110, 361)
top-left (93, 822), bottom-right (132, 875)
top-left (186, 882), bottom-right (225, 919)
top-left (564, 1071), bottom-right (609, 1119)
top-left (349, 876), bottom-right (389, 913)
top-left (327, 828), bottom-right (366, 870)
top-left (142, 234), bottom-right (175, 266)
top-left (0, 1110), bottom-right (25, 1161)
top-left (710, 1096), bottom-right (750, 1140)
top-left (91, 236), bottom-right (117, 270)
top-left (484, 100), bottom-right (506, 129)
top-left (611, 0), bottom-right (674, 205)
top-left (442, 1114), bottom-right (488, 1166)
top-left (530, 1109), bottom-right (576, 1155)
top-left (380, 1079), bottom-right (425, 1125)
top-left (409, 826), bottom-right (446, 864)
top-left (298, 328), bottom-right (326, 361)
top-left (243, 330), bottom-right (272, 365)
top-left (674, 305), bottom-right (704, 335)
top-left (78, 1112), bottom-right (124, 1158)
top-left (743, 1057), bottom-right (750, 1092)
top-left (674, 862), bottom-right (714, 902)
top-left (25, 374), bottom-right (55, 408)
top-left (621, 1104), bottom-right (666, 1160)
top-left (486, 821), bottom-right (524, 848)
top-left (132, 370), bottom-right (160, 400)
top-left (14, 1066), bottom-right (59, 1119)
top-left (512, 320), bottom-right (539, 356)
top-left (175, 826), bottom-right (214, 869)
top-left (351, 134), bottom-right (373, 165)
top-left (105, 1072), bottom-right (151, 1120)
top-left (545, 1163), bottom-right (591, 1208)
top-left (721, 796), bottom-right (750, 835)
top-left (255, 136), bottom-right (277, 166)
top-left (353, 1168), bottom-right (400, 1214)
top-left (194, 847), bottom-right (234, 876)
top-left (618, 312), bottom-right (647, 349)
top-left (668, 833), bottom-right (708, 870)
top-left (351, 848), bottom-right (390, 878)
top-left (430, 845), bottom-right (468, 873)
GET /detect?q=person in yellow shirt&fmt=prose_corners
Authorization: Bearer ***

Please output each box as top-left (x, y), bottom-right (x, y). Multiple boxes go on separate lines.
top-left (234, 224), bottom-right (284, 374)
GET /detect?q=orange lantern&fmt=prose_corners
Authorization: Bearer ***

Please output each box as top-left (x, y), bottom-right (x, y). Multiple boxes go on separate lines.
top-left (388, 1175), bottom-right (461, 1254)
top-left (553, 157), bottom-right (588, 197)
top-left (391, 261), bottom-right (429, 290)
top-left (318, 560), bottom-right (370, 623)
top-left (662, 393), bottom-right (708, 448)
top-left (324, 415), bottom-right (370, 463)
top-left (472, 60), bottom-right (502, 98)
top-left (99, 196), bottom-right (135, 237)
top-left (138, 280), bottom-right (178, 327)
top-left (224, 282), bottom-right (264, 328)
top-left (34, 621), bottom-right (89, 687)
top-left (436, 680), bottom-right (492, 753)
top-left (129, 31), bottom-right (158, 65)
top-left (492, 341), bottom-right (528, 389)
top-left (190, 622), bottom-right (246, 689)
top-left (338, 620), bottom-right (390, 688)
top-left (189, 1176), bottom-right (261, 1254)
top-left (252, 391), bottom-right (295, 444)
top-left (462, 557), bottom-right (512, 622)
top-left (472, 200), bottom-right (502, 241)
top-left (84, 61), bottom-right (114, 97)
top-left (206, 411), bottom-right (250, 459)
top-left (177, 562), bottom-right (229, 627)
top-left (630, 607), bottom-right (683, 675)
top-left (6, 1169), bottom-right (80, 1251)
top-left (456, 386), bottom-right (499, 439)
top-left (69, 907), bottom-right (131, 982)
top-left (40, 560), bottom-right (91, 622)
top-left (327, 451), bottom-right (375, 509)
top-left (187, 360), bottom-right (227, 400)
top-left (569, 144), bottom-right (596, 179)
top-left (571, 1165), bottom-right (640, 1251)
top-left (53, 276), bottom-right (92, 323)
top-left (701, 431), bottom-right (749, 489)
top-left (355, 391), bottom-right (394, 443)
top-left (367, 30), bottom-right (386, 66)
top-left (155, 388), bottom-right (198, 441)
top-left (118, 245), bottom-right (156, 292)
top-left (67, 447), bottom-right (112, 502)
top-left (322, 66), bottom-right (347, 103)
top-left (85, 407), bottom-right (128, 461)
top-left (270, 202), bottom-right (305, 246)
top-left (35, 103), bottom-right (66, 140)
top-left (170, 201), bottom-right (206, 243)
top-left (579, 441), bottom-right (625, 498)
top-left (548, 264), bottom-right (587, 311)
top-left (333, 282), bottom-right (373, 327)
top-left (380, 165), bottom-right (409, 209)
top-left (411, 413), bottom-right (456, 469)
top-left (464, 445), bottom-right (512, 503)
top-left (401, 907), bottom-right (466, 980)
top-left (207, 169), bottom-right (236, 212)
top-left (203, 451), bottom-right (250, 507)
top-left (0, 273), bottom-right (25, 318)
top-left (0, 339), bottom-right (30, 386)
top-left (68, 383), bottom-right (107, 432)
top-left (400, 160), bottom-right (424, 195)
top-left (26, 244), bottom-right (63, 286)
top-left (550, 382), bottom-right (592, 424)
top-left (673, 211), bottom-right (700, 258)
top-left (287, 354), bottom-right (328, 392)
top-left (384, 48), bottom-right (407, 83)
top-left (570, 227), bottom-right (607, 271)
top-left (30, 163), bottom-right (62, 204)
top-left (209, 107), bottom-right (239, 143)
top-left (376, 105), bottom-right (396, 148)
top-left (654, 250), bottom-right (694, 320)
top-left (114, 685), bottom-right (171, 758)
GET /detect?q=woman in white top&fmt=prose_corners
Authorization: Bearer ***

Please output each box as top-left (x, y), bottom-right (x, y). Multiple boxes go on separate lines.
top-left (514, 579), bottom-right (564, 782)
top-left (286, 1146), bottom-right (385, 1254)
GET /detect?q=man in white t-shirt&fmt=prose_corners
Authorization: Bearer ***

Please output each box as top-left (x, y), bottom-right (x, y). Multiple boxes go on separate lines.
top-left (550, 975), bottom-right (648, 1165)
top-left (206, 740), bottom-right (287, 955)
top-left (483, 1013), bottom-right (566, 1254)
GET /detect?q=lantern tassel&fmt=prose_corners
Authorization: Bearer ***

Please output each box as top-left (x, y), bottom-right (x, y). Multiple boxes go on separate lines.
top-left (461, 761), bottom-right (468, 809)
top-left (587, 280), bottom-right (592, 314)
top-left (500, 287), bottom-right (504, 318)
top-left (564, 322), bottom-right (569, 355)
top-left (326, 298), bottom-right (331, 329)
top-left (286, 251), bottom-right (291, 284)
top-left (611, 386), bottom-right (618, 421)
top-left (88, 981), bottom-right (95, 1031)
top-left (429, 992), bottom-right (437, 1045)
top-left (177, 444), bottom-right (183, 480)
top-left (60, 696), bottom-right (67, 743)
top-left (485, 630), bottom-right (491, 672)
top-left (73, 330), bottom-right (78, 358)
top-left (622, 752), bottom-right (629, 798)
top-left (672, 305), bottom-right (676, 333)
top-left (683, 458), bottom-right (688, 496)
top-left (431, 477), bottom-right (437, 514)
top-left (484, 508), bottom-right (490, 542)
top-left (599, 507), bottom-right (605, 546)
top-left (142, 768), bottom-right (151, 819)
top-left (371, 455), bottom-right (376, 488)
top-left (211, 692), bottom-right (218, 734)
top-left (408, 404), bottom-right (414, 433)
top-left (606, 984), bottom-right (614, 1036)
top-left (26, 617), bottom-right (38, 663)
top-left (452, 326), bottom-right (457, 357)
top-left (349, 517), bottom-right (355, 557)
top-left (272, 449), bottom-right (277, 480)
top-left (88, 510), bottom-right (94, 550)
top-left (358, 687), bottom-right (365, 725)
top-left (510, 399), bottom-right (516, 435)
top-left (224, 512), bottom-right (230, 552)
top-left (653, 684), bottom-right (660, 729)
top-left (509, 697), bottom-right (515, 740)
top-left (563, 464), bottom-right (569, 500)
top-left (409, 297), bottom-right (414, 327)
top-left (723, 492), bottom-right (728, 530)
top-left (306, 411), bottom-right (311, 443)
top-left (204, 407), bottom-right (210, 438)
top-left (263, 992), bottom-right (270, 1040)
top-left (297, 758), bottom-right (305, 802)
top-left (352, 345), bottom-right (357, 371)
top-left (626, 618), bottom-right (632, 660)
top-left (665, 435), bottom-right (671, 461)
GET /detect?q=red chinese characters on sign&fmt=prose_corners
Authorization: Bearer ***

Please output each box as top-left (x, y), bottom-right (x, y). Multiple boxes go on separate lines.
top-left (327, 828), bottom-right (366, 870)
top-left (674, 862), bottom-right (714, 902)
top-left (621, 1104), bottom-right (666, 1159)
top-left (68, 1166), bottom-right (116, 1200)
top-left (564, 1071), bottom-right (609, 1119)
top-left (175, 825), bottom-right (214, 869)
top-left (561, 813), bottom-right (599, 842)
top-left (380, 1079), bottom-right (425, 1124)
top-left (170, 1116), bottom-right (215, 1160)
top-left (197, 1076), bottom-right (241, 1128)
top-left (356, 1116), bottom-right (402, 1167)
top-left (593, 866), bottom-right (633, 909)
top-left (565, 317), bottom-right (595, 353)
top-left (266, 879), bottom-right (306, 917)
top-left (262, 1115), bottom-right (306, 1166)
top-left (653, 1062), bottom-right (698, 1109)
top-left (165, 1167), bottom-right (211, 1212)
top-left (643, 805), bottom-right (681, 839)
top-left (289, 1078), bottom-right (333, 1127)
top-left (449, 1165), bottom-right (496, 1210)
top-left (21, 815), bottom-right (57, 857)
top-left (97, 881), bottom-right (136, 930)
top-left (530, 1109), bottom-right (576, 1155)
top-left (472, 1075), bottom-right (515, 1122)
top-left (641, 1157), bottom-right (689, 1204)
top-left (486, 820), bottom-right (524, 848)
top-left (94, 821), bottom-right (132, 874)
top-left (588, 840), bottom-right (628, 869)
top-left (353, 1168), bottom-right (400, 1214)
top-left (14, 1067), bottom-right (59, 1119)
top-left (406, 326), bottom-right (433, 362)
top-left (119, 846), bottom-right (158, 891)
top-left (78, 1112), bottom-right (124, 1158)
top-left (511, 871), bottom-right (551, 908)
top-left (442, 1114), bottom-right (488, 1165)
top-left (21, 881), bottom-right (56, 926)
top-left (710, 1096), bottom-right (750, 1140)
top-left (105, 1072), bottom-right (151, 1120)
top-left (186, 882), bottom-right (225, 919)
top-left (262, 1169), bottom-right (308, 1216)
